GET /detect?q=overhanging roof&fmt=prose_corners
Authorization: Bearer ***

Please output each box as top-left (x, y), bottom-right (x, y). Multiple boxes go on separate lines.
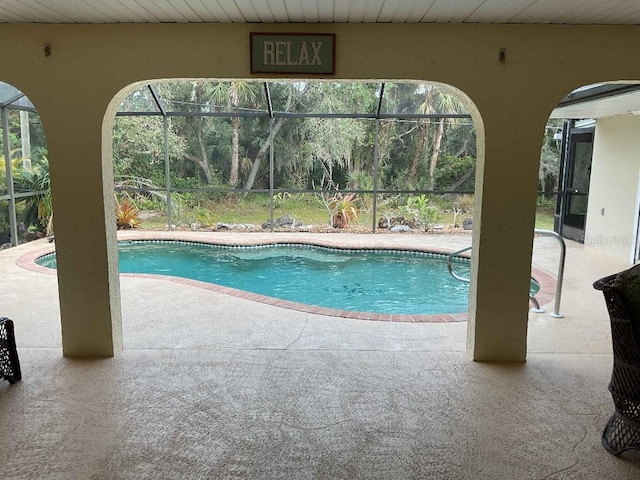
top-left (1, 1), bottom-right (640, 25)
top-left (550, 84), bottom-right (640, 119)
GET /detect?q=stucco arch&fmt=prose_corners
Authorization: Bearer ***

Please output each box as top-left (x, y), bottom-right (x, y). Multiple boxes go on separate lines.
top-left (4, 23), bottom-right (640, 359)
top-left (103, 77), bottom-right (485, 344)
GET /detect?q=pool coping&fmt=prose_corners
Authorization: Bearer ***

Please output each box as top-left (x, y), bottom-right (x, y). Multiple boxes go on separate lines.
top-left (15, 233), bottom-right (556, 324)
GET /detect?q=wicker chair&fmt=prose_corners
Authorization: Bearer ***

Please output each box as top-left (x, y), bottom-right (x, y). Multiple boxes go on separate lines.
top-left (0, 317), bottom-right (21, 384)
top-left (593, 273), bottom-right (640, 456)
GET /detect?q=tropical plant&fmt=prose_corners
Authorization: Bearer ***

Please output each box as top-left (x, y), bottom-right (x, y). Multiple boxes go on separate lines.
top-left (13, 160), bottom-right (53, 235)
top-left (399, 194), bottom-right (440, 231)
top-left (115, 198), bottom-right (140, 229)
top-left (328, 192), bottom-right (360, 228)
top-left (273, 191), bottom-right (292, 208)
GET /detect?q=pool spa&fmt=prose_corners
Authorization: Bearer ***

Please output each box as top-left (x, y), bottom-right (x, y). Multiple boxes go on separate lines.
top-left (35, 240), bottom-right (488, 319)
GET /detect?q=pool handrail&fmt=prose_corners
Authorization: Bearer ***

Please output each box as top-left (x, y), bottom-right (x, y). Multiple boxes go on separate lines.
top-left (447, 245), bottom-right (472, 283)
top-left (446, 228), bottom-right (565, 318)
top-left (534, 228), bottom-right (565, 318)
top-left (446, 245), bottom-right (543, 312)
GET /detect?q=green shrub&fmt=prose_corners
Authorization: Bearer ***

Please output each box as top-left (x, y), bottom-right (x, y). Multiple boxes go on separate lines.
top-left (399, 194), bottom-right (440, 231)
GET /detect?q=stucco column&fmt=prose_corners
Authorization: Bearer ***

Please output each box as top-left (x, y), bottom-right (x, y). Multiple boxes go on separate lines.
top-left (466, 110), bottom-right (547, 362)
top-left (40, 102), bottom-right (122, 357)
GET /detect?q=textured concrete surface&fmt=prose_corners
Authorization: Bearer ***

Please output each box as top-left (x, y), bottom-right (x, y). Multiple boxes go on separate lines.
top-left (1, 233), bottom-right (640, 479)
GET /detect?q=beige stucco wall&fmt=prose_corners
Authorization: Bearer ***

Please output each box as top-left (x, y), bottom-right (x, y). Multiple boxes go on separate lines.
top-left (1, 23), bottom-right (640, 360)
top-left (586, 115), bottom-right (640, 262)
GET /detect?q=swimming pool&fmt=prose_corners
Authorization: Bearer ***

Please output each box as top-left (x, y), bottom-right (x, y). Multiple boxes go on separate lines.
top-left (36, 240), bottom-right (477, 316)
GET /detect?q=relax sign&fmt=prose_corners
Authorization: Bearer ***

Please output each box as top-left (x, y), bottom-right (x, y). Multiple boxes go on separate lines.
top-left (250, 33), bottom-right (335, 74)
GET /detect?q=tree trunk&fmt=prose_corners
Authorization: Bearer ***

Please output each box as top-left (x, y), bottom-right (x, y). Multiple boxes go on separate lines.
top-left (242, 89), bottom-right (292, 192)
top-left (409, 122), bottom-right (428, 179)
top-left (428, 118), bottom-right (445, 190)
top-left (229, 84), bottom-right (240, 188)
top-left (183, 153), bottom-right (213, 184)
top-left (448, 164), bottom-right (476, 191)
top-left (454, 138), bottom-right (470, 158)
top-left (242, 116), bottom-right (287, 192)
top-left (182, 129), bottom-right (213, 184)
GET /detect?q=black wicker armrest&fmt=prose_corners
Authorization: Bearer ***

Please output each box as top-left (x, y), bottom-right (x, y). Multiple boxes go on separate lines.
top-left (594, 273), bottom-right (640, 455)
top-left (0, 317), bottom-right (22, 384)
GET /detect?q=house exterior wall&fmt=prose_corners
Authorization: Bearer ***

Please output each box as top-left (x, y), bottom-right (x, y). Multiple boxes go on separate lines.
top-left (586, 115), bottom-right (640, 262)
top-left (1, 23), bottom-right (640, 360)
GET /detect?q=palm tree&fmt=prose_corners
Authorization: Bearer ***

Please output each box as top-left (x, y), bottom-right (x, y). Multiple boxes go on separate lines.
top-left (242, 86), bottom-right (292, 192)
top-left (14, 159), bottom-right (53, 234)
top-left (211, 81), bottom-right (258, 188)
top-left (409, 84), bottom-right (466, 189)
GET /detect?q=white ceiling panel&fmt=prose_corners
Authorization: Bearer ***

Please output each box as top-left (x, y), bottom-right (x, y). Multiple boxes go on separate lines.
top-left (361, 1), bottom-right (386, 23)
top-left (262, 0), bottom-right (287, 22)
top-left (232, 1), bottom-right (259, 22)
top-left (0, 6), bottom-right (30, 23)
top-left (582, 1), bottom-right (640, 25)
top-left (509, 1), bottom-right (584, 24)
top-left (151, 1), bottom-right (192, 22)
top-left (404, 1), bottom-right (444, 23)
top-left (464, 0), bottom-right (537, 23)
top-left (555, 2), bottom-right (620, 25)
top-left (332, 0), bottom-right (350, 23)
top-left (316, 0), bottom-right (334, 22)
top-left (510, 0), bottom-right (639, 25)
top-left (282, 0), bottom-right (304, 22)
top-left (581, 0), bottom-right (640, 23)
top-left (299, 0), bottom-right (319, 22)
top-left (85, 0), bottom-right (134, 22)
top-left (181, 1), bottom-right (216, 22)
top-left (3, 0), bottom-right (640, 25)
top-left (108, 1), bottom-right (152, 22)
top-left (168, 0), bottom-right (208, 22)
top-left (214, 0), bottom-right (247, 22)
top-left (6, 0), bottom-right (77, 23)
top-left (422, 0), bottom-right (482, 23)
top-left (44, 0), bottom-right (114, 23)
top-left (110, 1), bottom-right (159, 23)
top-left (131, 0), bottom-right (177, 23)
top-left (0, 2), bottom-right (39, 22)
top-left (378, 0), bottom-right (421, 23)
top-left (249, 0), bottom-right (275, 22)
top-left (201, 1), bottom-right (232, 22)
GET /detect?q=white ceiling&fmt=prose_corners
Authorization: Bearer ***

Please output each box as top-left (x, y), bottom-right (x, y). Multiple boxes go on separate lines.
top-left (2, 0), bottom-right (640, 24)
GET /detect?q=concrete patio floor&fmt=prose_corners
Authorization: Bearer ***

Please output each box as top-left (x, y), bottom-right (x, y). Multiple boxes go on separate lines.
top-left (1, 232), bottom-right (639, 479)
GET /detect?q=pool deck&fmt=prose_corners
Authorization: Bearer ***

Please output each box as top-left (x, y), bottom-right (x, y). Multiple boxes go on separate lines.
top-left (1, 231), bottom-right (639, 479)
top-left (22, 230), bottom-right (555, 324)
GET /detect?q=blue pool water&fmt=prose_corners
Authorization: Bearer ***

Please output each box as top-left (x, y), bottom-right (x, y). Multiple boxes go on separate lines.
top-left (37, 241), bottom-right (475, 315)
